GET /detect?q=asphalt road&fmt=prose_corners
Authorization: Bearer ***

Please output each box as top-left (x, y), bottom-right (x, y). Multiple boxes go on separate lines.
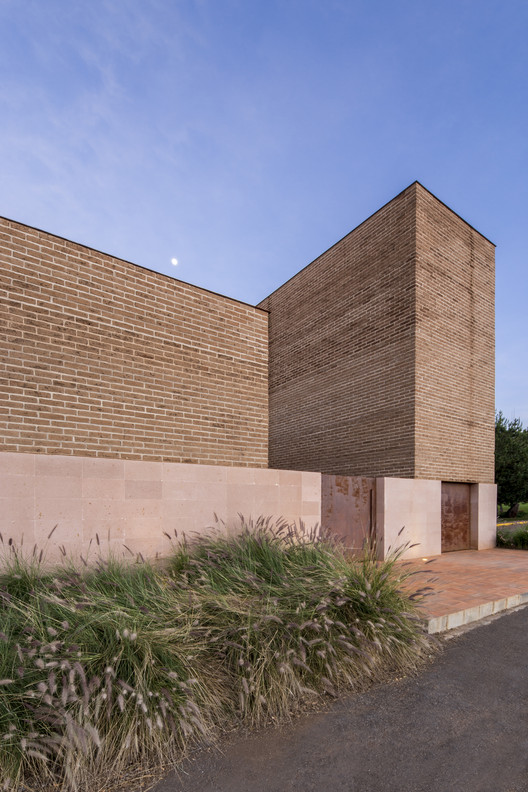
top-left (154, 607), bottom-right (528, 792)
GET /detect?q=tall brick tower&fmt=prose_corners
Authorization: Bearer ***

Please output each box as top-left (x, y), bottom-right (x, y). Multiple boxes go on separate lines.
top-left (259, 181), bottom-right (495, 484)
top-left (259, 182), bottom-right (495, 556)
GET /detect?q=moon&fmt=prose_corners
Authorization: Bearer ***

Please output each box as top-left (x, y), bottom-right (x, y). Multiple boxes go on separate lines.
top-left (171, 257), bottom-right (178, 266)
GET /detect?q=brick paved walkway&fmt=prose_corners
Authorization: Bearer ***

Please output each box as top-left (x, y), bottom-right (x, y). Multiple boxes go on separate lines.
top-left (399, 548), bottom-right (528, 633)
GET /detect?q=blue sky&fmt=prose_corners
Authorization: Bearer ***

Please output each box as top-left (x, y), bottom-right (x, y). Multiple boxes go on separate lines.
top-left (1, 0), bottom-right (526, 423)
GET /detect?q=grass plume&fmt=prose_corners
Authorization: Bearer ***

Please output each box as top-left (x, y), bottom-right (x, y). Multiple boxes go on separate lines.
top-left (0, 517), bottom-right (433, 790)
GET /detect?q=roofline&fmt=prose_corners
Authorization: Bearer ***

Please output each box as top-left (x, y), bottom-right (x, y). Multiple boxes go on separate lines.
top-left (0, 214), bottom-right (268, 314)
top-left (258, 180), bottom-right (495, 304)
top-left (413, 180), bottom-right (495, 246)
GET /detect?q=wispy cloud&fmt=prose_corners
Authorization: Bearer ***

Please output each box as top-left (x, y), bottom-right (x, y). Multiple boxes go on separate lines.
top-left (0, 0), bottom-right (527, 420)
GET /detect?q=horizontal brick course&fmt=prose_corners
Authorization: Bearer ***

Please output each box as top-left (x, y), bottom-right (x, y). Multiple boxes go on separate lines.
top-left (0, 451), bottom-right (321, 562)
top-left (1, 184), bottom-right (495, 485)
top-left (1, 217), bottom-right (268, 466)
top-left (414, 187), bottom-right (495, 482)
top-left (260, 185), bottom-right (418, 478)
top-left (260, 182), bottom-right (495, 483)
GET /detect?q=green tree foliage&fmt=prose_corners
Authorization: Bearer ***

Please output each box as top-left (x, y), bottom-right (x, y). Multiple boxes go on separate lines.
top-left (495, 411), bottom-right (528, 515)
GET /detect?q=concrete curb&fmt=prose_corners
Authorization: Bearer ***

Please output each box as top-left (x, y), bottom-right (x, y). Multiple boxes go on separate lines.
top-left (426, 590), bottom-right (528, 633)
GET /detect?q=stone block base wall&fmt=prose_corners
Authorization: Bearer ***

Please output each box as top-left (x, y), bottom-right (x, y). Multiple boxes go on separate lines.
top-left (0, 451), bottom-right (497, 563)
top-left (376, 478), bottom-right (497, 559)
top-left (0, 451), bottom-right (321, 564)
top-left (470, 483), bottom-right (498, 550)
top-left (259, 182), bottom-right (495, 484)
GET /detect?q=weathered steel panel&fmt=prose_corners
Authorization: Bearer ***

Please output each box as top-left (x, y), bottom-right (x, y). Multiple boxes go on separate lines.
top-left (321, 475), bottom-right (376, 550)
top-left (441, 482), bottom-right (471, 552)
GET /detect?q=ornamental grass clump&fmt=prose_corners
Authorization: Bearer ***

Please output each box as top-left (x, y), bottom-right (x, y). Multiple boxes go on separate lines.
top-left (0, 518), bottom-right (433, 791)
top-left (0, 548), bottom-right (227, 791)
top-left (167, 517), bottom-right (432, 724)
top-left (497, 525), bottom-right (528, 548)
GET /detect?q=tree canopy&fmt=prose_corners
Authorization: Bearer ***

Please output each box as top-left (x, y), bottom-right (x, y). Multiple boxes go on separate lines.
top-left (495, 411), bottom-right (528, 514)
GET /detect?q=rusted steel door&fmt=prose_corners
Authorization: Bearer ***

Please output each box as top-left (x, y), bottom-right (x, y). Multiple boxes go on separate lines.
top-left (441, 482), bottom-right (471, 552)
top-left (321, 475), bottom-right (376, 551)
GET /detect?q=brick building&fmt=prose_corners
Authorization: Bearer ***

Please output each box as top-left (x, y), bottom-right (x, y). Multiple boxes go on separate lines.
top-left (0, 219), bottom-right (268, 467)
top-left (259, 181), bottom-right (495, 482)
top-left (259, 182), bottom-right (496, 554)
top-left (0, 182), bottom-right (497, 560)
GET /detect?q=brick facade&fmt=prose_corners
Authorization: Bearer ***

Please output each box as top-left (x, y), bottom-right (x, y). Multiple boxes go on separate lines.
top-left (1, 182), bottom-right (495, 484)
top-left (414, 187), bottom-right (495, 482)
top-left (260, 185), bottom-right (418, 478)
top-left (260, 182), bottom-right (495, 484)
top-left (0, 217), bottom-right (268, 466)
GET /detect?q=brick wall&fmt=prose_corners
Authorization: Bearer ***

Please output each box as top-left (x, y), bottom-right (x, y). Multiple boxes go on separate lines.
top-left (260, 182), bottom-right (495, 482)
top-left (414, 186), bottom-right (495, 483)
top-left (0, 217), bottom-right (268, 466)
top-left (259, 186), bottom-right (418, 477)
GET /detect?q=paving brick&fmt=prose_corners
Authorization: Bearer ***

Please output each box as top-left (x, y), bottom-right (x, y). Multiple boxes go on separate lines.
top-left (402, 549), bottom-right (528, 633)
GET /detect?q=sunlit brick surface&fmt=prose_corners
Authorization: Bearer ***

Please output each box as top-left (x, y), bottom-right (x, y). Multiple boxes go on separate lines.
top-left (0, 217), bottom-right (268, 466)
top-left (414, 187), bottom-right (495, 482)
